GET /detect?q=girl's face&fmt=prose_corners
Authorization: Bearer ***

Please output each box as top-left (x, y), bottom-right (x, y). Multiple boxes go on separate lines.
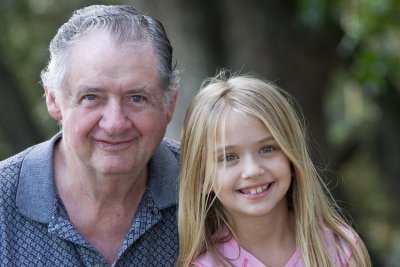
top-left (213, 109), bottom-right (292, 221)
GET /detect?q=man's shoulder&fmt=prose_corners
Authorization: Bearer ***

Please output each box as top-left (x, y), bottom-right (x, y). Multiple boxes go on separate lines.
top-left (0, 135), bottom-right (57, 204)
top-left (0, 147), bottom-right (35, 204)
top-left (0, 147), bottom-right (34, 181)
top-left (161, 138), bottom-right (180, 160)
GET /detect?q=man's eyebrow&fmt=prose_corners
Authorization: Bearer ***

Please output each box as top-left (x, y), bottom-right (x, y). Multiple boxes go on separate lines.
top-left (76, 86), bottom-right (151, 94)
top-left (125, 87), bottom-right (150, 94)
top-left (77, 86), bottom-right (102, 94)
top-left (127, 87), bottom-right (161, 104)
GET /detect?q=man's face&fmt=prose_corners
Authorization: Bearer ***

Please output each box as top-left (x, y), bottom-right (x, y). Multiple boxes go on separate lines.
top-left (47, 31), bottom-right (176, 177)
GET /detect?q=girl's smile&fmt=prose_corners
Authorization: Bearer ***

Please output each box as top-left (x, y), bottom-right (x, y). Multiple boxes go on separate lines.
top-left (237, 181), bottom-right (275, 199)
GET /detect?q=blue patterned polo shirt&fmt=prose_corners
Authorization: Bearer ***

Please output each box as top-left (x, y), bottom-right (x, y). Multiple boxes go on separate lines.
top-left (0, 132), bottom-right (180, 266)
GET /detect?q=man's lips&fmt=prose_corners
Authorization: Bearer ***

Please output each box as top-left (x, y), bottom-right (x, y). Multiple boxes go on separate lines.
top-left (95, 138), bottom-right (134, 150)
top-left (97, 140), bottom-right (131, 145)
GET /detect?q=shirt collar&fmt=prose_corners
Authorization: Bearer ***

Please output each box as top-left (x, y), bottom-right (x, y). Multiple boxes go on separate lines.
top-left (147, 139), bottom-right (179, 209)
top-left (16, 132), bottom-right (179, 223)
top-left (16, 132), bottom-right (60, 223)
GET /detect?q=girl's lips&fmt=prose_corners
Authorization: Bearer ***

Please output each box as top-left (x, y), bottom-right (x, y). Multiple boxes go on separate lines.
top-left (238, 182), bottom-right (274, 195)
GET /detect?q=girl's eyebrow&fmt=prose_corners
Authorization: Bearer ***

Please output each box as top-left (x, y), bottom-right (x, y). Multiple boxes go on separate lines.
top-left (216, 136), bottom-right (275, 153)
top-left (258, 136), bottom-right (275, 144)
top-left (216, 145), bottom-right (234, 154)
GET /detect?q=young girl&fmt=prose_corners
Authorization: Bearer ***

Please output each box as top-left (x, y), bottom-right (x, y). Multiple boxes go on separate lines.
top-left (178, 71), bottom-right (371, 267)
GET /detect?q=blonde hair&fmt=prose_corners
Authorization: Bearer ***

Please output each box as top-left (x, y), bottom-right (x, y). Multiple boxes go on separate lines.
top-left (178, 71), bottom-right (371, 267)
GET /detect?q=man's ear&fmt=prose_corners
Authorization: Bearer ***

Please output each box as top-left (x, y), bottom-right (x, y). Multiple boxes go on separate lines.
top-left (44, 87), bottom-right (62, 121)
top-left (166, 89), bottom-right (179, 123)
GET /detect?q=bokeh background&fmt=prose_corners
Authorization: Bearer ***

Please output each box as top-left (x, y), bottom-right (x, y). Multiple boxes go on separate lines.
top-left (0, 0), bottom-right (399, 265)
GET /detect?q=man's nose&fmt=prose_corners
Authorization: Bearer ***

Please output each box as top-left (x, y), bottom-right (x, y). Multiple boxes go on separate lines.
top-left (99, 101), bottom-right (132, 135)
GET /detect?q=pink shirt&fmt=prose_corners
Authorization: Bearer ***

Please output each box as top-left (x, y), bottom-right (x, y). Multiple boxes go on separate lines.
top-left (193, 228), bottom-right (356, 267)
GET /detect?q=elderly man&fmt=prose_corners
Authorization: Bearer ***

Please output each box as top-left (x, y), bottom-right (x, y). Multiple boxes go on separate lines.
top-left (0, 5), bottom-right (179, 266)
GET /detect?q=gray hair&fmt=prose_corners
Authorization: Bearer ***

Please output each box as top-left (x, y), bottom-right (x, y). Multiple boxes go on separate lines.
top-left (41, 5), bottom-right (179, 108)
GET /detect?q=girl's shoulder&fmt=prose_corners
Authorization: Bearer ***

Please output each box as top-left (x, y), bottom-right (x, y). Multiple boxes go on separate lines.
top-left (322, 226), bottom-right (358, 265)
top-left (192, 252), bottom-right (216, 267)
top-left (324, 226), bottom-right (358, 247)
top-left (192, 235), bottom-right (238, 267)
top-left (193, 233), bottom-right (272, 267)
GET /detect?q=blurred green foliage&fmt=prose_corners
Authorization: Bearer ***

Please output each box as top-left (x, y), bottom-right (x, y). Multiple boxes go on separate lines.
top-left (299, 0), bottom-right (400, 265)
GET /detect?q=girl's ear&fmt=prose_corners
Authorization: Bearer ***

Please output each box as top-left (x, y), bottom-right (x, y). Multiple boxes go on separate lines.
top-left (44, 87), bottom-right (62, 121)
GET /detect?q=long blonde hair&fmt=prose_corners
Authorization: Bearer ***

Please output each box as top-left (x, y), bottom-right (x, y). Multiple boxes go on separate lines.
top-left (178, 71), bottom-right (371, 267)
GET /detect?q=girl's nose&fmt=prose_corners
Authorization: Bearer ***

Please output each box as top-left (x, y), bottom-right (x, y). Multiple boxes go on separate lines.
top-left (240, 155), bottom-right (265, 179)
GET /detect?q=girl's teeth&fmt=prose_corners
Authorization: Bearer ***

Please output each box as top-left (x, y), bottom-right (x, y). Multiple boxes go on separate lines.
top-left (245, 185), bottom-right (269, 195)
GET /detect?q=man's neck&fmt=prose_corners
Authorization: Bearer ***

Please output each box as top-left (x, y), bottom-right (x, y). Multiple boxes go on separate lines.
top-left (52, 141), bottom-right (147, 266)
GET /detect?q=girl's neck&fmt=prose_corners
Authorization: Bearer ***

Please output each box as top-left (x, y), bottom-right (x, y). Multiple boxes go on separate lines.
top-left (235, 212), bottom-right (294, 245)
top-left (231, 209), bottom-right (296, 266)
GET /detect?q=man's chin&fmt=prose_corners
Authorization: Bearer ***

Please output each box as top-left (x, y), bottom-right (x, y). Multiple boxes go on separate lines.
top-left (91, 160), bottom-right (134, 176)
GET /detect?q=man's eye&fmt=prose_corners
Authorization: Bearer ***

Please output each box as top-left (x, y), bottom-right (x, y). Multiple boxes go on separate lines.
top-left (131, 95), bottom-right (144, 103)
top-left (84, 95), bottom-right (98, 101)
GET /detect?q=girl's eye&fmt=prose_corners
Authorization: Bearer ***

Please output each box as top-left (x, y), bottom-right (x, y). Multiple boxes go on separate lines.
top-left (260, 145), bottom-right (275, 154)
top-left (219, 154), bottom-right (238, 162)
